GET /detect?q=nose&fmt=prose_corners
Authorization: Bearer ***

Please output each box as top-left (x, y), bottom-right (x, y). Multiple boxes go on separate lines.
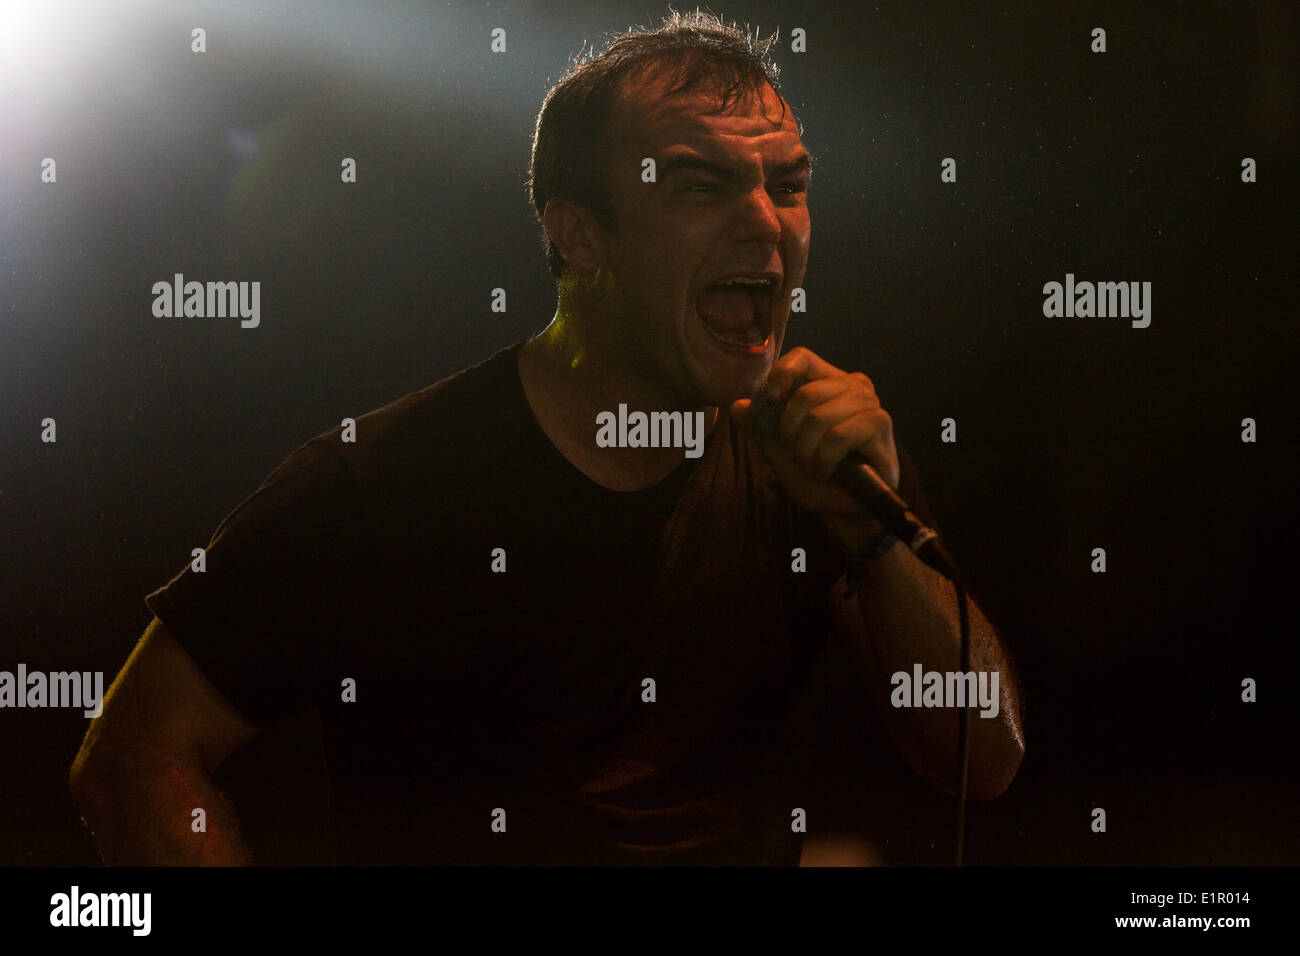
top-left (732, 183), bottom-right (783, 246)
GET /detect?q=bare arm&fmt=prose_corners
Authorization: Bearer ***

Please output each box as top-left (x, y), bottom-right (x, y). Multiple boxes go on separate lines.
top-left (69, 617), bottom-right (262, 864)
top-left (829, 546), bottom-right (1026, 801)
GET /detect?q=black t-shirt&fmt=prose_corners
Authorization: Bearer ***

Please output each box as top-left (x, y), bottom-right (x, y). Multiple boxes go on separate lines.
top-left (146, 340), bottom-right (939, 865)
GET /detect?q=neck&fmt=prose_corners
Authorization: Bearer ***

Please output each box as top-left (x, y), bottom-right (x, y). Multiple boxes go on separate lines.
top-left (518, 300), bottom-right (719, 491)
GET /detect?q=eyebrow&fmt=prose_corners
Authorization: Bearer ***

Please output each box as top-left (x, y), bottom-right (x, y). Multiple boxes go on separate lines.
top-left (658, 151), bottom-right (813, 182)
top-left (771, 154), bottom-right (813, 180)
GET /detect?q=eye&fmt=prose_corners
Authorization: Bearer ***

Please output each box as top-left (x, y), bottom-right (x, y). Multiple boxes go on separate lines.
top-left (682, 181), bottom-right (719, 193)
top-left (772, 181), bottom-right (807, 195)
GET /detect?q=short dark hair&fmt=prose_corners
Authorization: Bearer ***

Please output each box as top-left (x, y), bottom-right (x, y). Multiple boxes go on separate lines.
top-left (528, 9), bottom-right (785, 279)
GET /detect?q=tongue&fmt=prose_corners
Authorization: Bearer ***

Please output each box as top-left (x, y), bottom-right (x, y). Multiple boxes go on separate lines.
top-left (697, 286), bottom-right (758, 331)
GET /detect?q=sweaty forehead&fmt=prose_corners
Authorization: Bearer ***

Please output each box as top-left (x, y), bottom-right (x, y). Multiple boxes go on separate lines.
top-left (612, 68), bottom-right (802, 151)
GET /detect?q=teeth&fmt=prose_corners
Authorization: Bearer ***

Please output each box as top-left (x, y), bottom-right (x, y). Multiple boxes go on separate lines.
top-left (706, 322), bottom-right (767, 347)
top-left (716, 277), bottom-right (774, 287)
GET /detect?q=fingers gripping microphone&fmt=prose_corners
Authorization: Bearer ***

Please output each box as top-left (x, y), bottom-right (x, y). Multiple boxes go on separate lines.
top-left (750, 379), bottom-right (959, 582)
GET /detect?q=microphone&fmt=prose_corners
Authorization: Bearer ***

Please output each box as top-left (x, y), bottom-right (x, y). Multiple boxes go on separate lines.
top-left (749, 379), bottom-right (959, 581)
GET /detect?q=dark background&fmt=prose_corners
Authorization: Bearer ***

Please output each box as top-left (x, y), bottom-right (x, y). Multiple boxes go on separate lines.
top-left (2, 0), bottom-right (1296, 865)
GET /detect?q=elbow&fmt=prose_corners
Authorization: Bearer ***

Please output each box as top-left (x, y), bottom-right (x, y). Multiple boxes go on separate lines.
top-left (69, 738), bottom-right (109, 821)
top-left (904, 706), bottom-right (1026, 802)
top-left (69, 732), bottom-right (134, 825)
top-left (69, 740), bottom-right (93, 805)
top-left (915, 721), bottom-right (1025, 802)
top-left (968, 734), bottom-right (1025, 802)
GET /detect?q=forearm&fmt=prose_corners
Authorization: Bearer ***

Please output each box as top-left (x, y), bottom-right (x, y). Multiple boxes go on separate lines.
top-left (831, 526), bottom-right (1025, 799)
top-left (71, 752), bottom-right (254, 865)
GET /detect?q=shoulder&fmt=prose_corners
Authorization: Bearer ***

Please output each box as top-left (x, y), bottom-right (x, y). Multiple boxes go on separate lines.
top-left (327, 343), bottom-right (523, 449)
top-left (245, 343), bottom-right (530, 534)
top-left (299, 342), bottom-right (525, 477)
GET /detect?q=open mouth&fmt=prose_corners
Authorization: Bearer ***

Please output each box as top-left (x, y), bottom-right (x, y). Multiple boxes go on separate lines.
top-left (695, 277), bottom-right (776, 349)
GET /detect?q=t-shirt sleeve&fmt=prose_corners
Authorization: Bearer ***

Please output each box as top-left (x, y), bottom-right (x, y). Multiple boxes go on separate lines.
top-left (145, 437), bottom-right (361, 725)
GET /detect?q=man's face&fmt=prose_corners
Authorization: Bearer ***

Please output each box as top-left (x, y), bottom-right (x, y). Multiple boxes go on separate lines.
top-left (595, 67), bottom-right (812, 407)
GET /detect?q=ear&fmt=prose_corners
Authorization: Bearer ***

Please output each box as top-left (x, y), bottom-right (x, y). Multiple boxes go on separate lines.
top-left (543, 198), bottom-right (608, 275)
